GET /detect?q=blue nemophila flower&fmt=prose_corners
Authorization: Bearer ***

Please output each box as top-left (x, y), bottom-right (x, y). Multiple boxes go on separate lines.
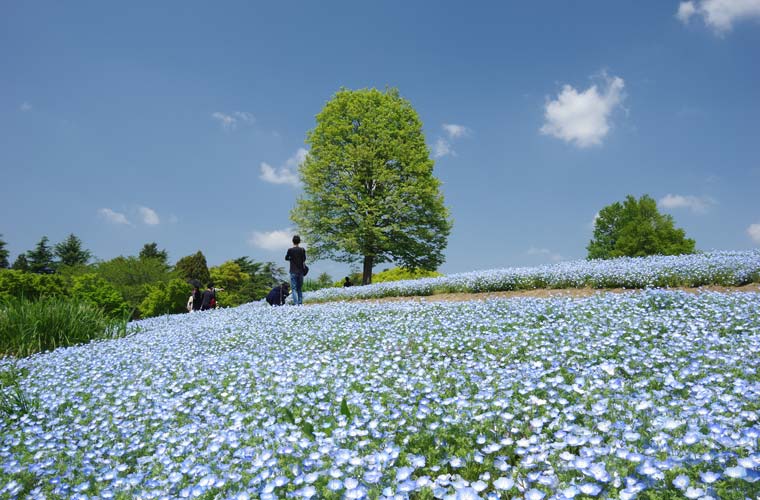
top-left (699, 471), bottom-right (721, 484)
top-left (524, 488), bottom-right (546, 500)
top-left (2, 285), bottom-right (759, 499)
top-left (672, 474), bottom-right (690, 490)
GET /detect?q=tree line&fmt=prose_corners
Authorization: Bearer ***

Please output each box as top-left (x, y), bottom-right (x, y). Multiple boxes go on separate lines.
top-left (0, 235), bottom-right (293, 319)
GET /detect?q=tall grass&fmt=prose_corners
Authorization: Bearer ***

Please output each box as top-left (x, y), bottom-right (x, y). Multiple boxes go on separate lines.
top-left (0, 297), bottom-right (131, 358)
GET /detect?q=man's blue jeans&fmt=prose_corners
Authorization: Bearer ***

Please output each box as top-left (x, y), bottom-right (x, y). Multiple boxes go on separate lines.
top-left (290, 272), bottom-right (304, 305)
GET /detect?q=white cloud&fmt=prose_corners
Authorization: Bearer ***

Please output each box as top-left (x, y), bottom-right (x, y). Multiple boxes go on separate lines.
top-left (540, 74), bottom-right (626, 148)
top-left (98, 208), bottom-right (131, 226)
top-left (677, 0), bottom-right (760, 33)
top-left (212, 110), bottom-right (255, 130)
top-left (138, 206), bottom-right (160, 225)
top-left (442, 123), bottom-right (470, 139)
top-left (20, 102), bottom-right (32, 112)
top-left (433, 138), bottom-right (454, 158)
top-left (259, 148), bottom-right (307, 187)
top-left (527, 247), bottom-right (565, 263)
top-left (658, 194), bottom-right (716, 214)
top-left (677, 1), bottom-right (698, 22)
top-left (248, 229), bottom-right (294, 251)
top-left (748, 223), bottom-right (760, 243)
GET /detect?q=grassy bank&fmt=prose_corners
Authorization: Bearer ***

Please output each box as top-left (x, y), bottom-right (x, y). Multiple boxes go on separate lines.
top-left (0, 297), bottom-right (131, 358)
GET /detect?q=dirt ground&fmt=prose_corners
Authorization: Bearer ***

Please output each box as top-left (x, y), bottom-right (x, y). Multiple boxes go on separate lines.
top-left (346, 283), bottom-right (760, 304)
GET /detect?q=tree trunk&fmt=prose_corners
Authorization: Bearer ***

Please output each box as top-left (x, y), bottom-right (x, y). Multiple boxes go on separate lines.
top-left (362, 255), bottom-right (374, 285)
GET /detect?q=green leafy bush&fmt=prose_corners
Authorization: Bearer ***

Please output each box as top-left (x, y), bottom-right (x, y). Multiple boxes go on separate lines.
top-left (372, 267), bottom-right (442, 283)
top-left (139, 279), bottom-right (192, 318)
top-left (0, 269), bottom-right (68, 302)
top-left (0, 297), bottom-right (130, 358)
top-left (71, 274), bottom-right (131, 318)
top-left (94, 256), bottom-right (174, 316)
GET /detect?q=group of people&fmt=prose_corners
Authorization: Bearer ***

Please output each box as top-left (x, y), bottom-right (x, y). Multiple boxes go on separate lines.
top-left (187, 283), bottom-right (223, 312)
top-left (189, 234), bottom-right (350, 310)
top-left (267, 234), bottom-right (307, 306)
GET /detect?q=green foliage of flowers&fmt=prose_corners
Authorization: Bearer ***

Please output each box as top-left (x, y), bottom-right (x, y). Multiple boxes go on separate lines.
top-left (0, 297), bottom-right (130, 357)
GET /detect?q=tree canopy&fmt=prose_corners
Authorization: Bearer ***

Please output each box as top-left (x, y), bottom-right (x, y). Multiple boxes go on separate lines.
top-left (174, 251), bottom-right (211, 285)
top-left (139, 242), bottom-right (169, 264)
top-left (0, 234), bottom-right (8, 269)
top-left (27, 236), bottom-right (55, 273)
top-left (587, 194), bottom-right (696, 259)
top-left (54, 233), bottom-right (92, 267)
top-left (291, 87), bottom-right (452, 284)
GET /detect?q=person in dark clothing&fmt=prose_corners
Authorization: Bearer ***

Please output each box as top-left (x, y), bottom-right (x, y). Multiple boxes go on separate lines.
top-left (343, 277), bottom-right (353, 287)
top-left (189, 285), bottom-right (203, 312)
top-left (285, 234), bottom-right (307, 305)
top-left (200, 283), bottom-right (216, 311)
top-left (266, 282), bottom-right (290, 306)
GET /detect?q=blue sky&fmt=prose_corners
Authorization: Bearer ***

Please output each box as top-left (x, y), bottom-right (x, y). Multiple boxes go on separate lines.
top-left (2, 1), bottom-right (759, 278)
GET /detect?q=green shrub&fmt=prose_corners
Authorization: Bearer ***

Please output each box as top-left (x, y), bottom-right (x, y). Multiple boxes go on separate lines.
top-left (71, 274), bottom-right (131, 318)
top-left (139, 279), bottom-right (192, 318)
top-left (0, 297), bottom-right (129, 358)
top-left (372, 267), bottom-right (442, 283)
top-left (0, 270), bottom-right (68, 302)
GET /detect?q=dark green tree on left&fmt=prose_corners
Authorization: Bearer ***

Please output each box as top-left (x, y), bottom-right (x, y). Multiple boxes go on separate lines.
top-left (0, 234), bottom-right (9, 269)
top-left (54, 233), bottom-right (92, 267)
top-left (27, 236), bottom-right (55, 273)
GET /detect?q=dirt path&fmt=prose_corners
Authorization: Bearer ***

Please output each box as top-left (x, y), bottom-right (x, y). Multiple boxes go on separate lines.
top-left (344, 283), bottom-right (760, 304)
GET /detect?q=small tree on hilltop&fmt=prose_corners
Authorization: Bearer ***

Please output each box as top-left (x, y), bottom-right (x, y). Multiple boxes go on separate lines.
top-left (27, 236), bottom-right (56, 273)
top-left (54, 233), bottom-right (92, 267)
top-left (174, 251), bottom-right (211, 285)
top-left (587, 194), bottom-right (696, 259)
top-left (292, 87), bottom-right (452, 284)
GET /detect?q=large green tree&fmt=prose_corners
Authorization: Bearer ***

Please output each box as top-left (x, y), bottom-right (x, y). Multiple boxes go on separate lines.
top-left (0, 234), bottom-right (9, 269)
top-left (291, 87), bottom-right (452, 284)
top-left (54, 233), bottom-right (92, 267)
top-left (587, 194), bottom-right (696, 259)
top-left (27, 236), bottom-right (55, 273)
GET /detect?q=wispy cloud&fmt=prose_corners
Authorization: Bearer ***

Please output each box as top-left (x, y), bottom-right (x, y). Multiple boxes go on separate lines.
top-left (748, 223), bottom-right (760, 244)
top-left (98, 208), bottom-right (131, 226)
top-left (138, 206), bottom-right (161, 225)
top-left (433, 123), bottom-right (471, 158)
top-left (20, 102), bottom-right (32, 112)
top-left (658, 194), bottom-right (717, 214)
top-left (527, 247), bottom-right (565, 263)
top-left (540, 73), bottom-right (626, 148)
top-left (442, 123), bottom-right (470, 139)
top-left (260, 148), bottom-right (306, 187)
top-left (248, 229), bottom-right (294, 251)
top-left (676, 0), bottom-right (760, 34)
top-left (212, 110), bottom-right (255, 130)
top-left (433, 138), bottom-right (454, 158)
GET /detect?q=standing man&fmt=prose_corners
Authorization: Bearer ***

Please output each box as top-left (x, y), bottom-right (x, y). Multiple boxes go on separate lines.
top-left (285, 234), bottom-right (306, 305)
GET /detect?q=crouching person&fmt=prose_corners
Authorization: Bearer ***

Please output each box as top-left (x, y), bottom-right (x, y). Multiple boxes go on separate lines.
top-left (266, 282), bottom-right (290, 306)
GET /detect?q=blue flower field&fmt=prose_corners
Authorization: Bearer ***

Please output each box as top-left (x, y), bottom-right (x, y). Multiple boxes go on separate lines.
top-left (1, 253), bottom-right (759, 499)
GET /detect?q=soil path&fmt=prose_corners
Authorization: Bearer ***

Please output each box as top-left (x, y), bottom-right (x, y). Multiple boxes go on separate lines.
top-left (343, 283), bottom-right (760, 304)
